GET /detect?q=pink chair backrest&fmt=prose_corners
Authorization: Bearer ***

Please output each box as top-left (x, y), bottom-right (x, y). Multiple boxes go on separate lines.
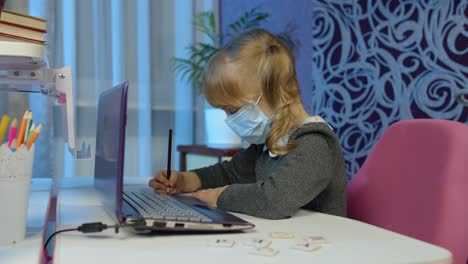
top-left (347, 119), bottom-right (468, 264)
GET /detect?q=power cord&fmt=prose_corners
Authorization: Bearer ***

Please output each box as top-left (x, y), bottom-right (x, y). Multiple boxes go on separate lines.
top-left (43, 222), bottom-right (133, 250)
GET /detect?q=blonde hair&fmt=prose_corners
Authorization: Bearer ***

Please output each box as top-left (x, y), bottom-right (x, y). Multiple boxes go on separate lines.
top-left (203, 29), bottom-right (302, 155)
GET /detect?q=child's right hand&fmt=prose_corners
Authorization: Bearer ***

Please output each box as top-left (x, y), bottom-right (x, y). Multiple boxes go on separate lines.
top-left (149, 170), bottom-right (185, 194)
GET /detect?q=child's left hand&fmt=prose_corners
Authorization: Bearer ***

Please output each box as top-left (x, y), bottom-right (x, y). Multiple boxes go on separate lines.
top-left (192, 186), bottom-right (228, 207)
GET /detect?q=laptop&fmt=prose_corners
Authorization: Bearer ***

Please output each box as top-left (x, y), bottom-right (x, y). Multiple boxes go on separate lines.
top-left (94, 81), bottom-right (255, 232)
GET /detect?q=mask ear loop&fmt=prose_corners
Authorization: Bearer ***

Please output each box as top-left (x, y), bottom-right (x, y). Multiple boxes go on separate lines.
top-left (255, 93), bottom-right (263, 105)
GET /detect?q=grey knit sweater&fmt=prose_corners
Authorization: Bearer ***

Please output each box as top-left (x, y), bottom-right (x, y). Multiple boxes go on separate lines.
top-left (192, 122), bottom-right (347, 219)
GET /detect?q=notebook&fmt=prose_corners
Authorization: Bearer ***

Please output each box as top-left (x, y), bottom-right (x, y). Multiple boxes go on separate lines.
top-left (94, 81), bottom-right (254, 232)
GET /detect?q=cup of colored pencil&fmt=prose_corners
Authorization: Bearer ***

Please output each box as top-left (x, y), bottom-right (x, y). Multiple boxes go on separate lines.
top-left (0, 111), bottom-right (39, 246)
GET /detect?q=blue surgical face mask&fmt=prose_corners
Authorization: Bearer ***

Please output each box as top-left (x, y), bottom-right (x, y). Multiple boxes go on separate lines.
top-left (224, 94), bottom-right (271, 144)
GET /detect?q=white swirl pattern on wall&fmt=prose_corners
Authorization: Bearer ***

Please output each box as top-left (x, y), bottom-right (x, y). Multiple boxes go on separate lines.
top-left (310, 0), bottom-right (468, 179)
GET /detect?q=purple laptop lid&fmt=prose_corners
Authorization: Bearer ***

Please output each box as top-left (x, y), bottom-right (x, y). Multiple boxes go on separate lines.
top-left (94, 81), bottom-right (128, 223)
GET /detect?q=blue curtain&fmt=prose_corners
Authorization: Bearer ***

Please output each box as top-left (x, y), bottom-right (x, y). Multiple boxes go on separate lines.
top-left (0, 0), bottom-right (197, 178)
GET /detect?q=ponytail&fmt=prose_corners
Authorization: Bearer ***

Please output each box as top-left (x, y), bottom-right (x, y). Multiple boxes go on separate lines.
top-left (259, 42), bottom-right (301, 155)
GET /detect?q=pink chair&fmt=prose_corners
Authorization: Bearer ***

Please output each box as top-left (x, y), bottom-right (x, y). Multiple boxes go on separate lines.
top-left (347, 119), bottom-right (468, 264)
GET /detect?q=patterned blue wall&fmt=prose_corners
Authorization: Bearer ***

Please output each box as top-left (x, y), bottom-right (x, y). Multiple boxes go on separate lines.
top-left (309, 0), bottom-right (467, 178)
top-left (221, 0), bottom-right (468, 179)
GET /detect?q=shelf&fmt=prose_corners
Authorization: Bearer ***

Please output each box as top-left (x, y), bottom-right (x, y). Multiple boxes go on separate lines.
top-left (0, 41), bottom-right (46, 69)
top-left (0, 41), bottom-right (92, 159)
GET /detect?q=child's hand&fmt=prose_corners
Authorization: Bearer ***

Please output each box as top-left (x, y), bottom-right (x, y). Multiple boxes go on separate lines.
top-left (148, 170), bottom-right (185, 194)
top-left (192, 186), bottom-right (228, 206)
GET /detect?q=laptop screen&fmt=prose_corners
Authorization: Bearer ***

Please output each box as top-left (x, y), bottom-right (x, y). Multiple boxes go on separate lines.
top-left (94, 81), bottom-right (128, 223)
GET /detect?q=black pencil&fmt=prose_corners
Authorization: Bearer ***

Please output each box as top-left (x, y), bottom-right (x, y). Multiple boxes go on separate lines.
top-left (166, 128), bottom-right (173, 180)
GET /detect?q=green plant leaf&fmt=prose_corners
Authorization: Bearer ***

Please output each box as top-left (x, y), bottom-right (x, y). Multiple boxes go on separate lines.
top-left (173, 58), bottom-right (205, 87)
top-left (226, 7), bottom-right (270, 38)
top-left (193, 11), bottom-right (220, 45)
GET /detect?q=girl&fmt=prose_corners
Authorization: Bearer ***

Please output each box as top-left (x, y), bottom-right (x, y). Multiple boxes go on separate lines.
top-left (149, 29), bottom-right (346, 219)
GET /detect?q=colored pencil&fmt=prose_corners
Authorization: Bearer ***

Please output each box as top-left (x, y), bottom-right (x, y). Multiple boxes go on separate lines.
top-left (7, 118), bottom-right (17, 148)
top-left (26, 123), bottom-right (42, 150)
top-left (16, 110), bottom-right (30, 147)
top-left (24, 111), bottom-right (33, 142)
top-left (10, 139), bottom-right (17, 152)
top-left (27, 123), bottom-right (35, 141)
top-left (0, 114), bottom-right (10, 144)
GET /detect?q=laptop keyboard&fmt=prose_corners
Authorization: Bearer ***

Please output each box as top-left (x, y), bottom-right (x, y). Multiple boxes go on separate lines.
top-left (123, 190), bottom-right (212, 222)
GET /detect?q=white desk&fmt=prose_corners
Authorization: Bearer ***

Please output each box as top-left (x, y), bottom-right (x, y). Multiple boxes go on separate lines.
top-left (53, 178), bottom-right (452, 264)
top-left (0, 179), bottom-right (52, 264)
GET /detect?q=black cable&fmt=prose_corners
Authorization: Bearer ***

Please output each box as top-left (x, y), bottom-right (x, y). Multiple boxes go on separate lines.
top-left (43, 222), bottom-right (129, 250)
top-left (43, 228), bottom-right (78, 250)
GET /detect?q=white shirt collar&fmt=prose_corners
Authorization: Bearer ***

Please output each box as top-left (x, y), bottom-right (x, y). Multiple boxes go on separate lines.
top-left (267, 116), bottom-right (333, 157)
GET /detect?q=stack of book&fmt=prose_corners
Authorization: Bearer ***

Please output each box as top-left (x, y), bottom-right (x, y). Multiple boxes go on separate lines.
top-left (0, 8), bottom-right (47, 46)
